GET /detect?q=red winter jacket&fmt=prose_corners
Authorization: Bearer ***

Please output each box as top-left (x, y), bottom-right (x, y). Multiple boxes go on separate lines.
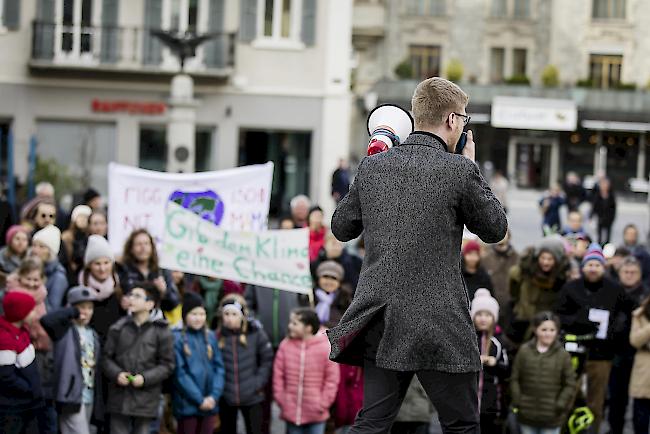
top-left (334, 364), bottom-right (364, 427)
top-left (273, 331), bottom-right (340, 426)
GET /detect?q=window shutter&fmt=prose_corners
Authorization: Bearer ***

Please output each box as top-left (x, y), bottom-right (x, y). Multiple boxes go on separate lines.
top-left (34, 0), bottom-right (55, 59)
top-left (3, 0), bottom-right (20, 30)
top-left (143, 0), bottom-right (163, 65)
top-left (239, 0), bottom-right (257, 43)
top-left (205, 0), bottom-right (226, 68)
top-left (301, 0), bottom-right (316, 46)
top-left (100, 0), bottom-right (119, 63)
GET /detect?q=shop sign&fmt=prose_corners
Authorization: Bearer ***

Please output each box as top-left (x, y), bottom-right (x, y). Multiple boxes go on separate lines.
top-left (491, 96), bottom-right (577, 131)
top-left (91, 99), bottom-right (166, 115)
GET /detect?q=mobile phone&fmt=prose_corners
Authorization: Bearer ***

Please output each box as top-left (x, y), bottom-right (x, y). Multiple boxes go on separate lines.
top-left (456, 131), bottom-right (467, 155)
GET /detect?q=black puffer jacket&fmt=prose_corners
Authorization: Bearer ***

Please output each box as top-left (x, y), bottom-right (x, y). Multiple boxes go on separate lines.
top-left (477, 331), bottom-right (509, 416)
top-left (102, 310), bottom-right (175, 418)
top-left (219, 322), bottom-right (273, 407)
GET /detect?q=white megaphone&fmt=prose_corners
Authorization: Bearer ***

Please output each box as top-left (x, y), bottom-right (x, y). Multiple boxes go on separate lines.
top-left (366, 104), bottom-right (414, 156)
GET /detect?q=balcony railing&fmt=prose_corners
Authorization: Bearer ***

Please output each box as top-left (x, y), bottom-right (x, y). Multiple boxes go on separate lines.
top-left (31, 21), bottom-right (235, 75)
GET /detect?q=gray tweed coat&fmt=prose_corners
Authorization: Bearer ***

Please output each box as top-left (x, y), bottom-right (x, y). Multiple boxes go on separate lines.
top-left (327, 131), bottom-right (508, 372)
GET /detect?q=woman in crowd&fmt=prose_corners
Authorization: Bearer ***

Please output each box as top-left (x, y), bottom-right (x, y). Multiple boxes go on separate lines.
top-left (30, 225), bottom-right (68, 311)
top-left (0, 225), bottom-right (29, 276)
top-left (60, 205), bottom-right (92, 284)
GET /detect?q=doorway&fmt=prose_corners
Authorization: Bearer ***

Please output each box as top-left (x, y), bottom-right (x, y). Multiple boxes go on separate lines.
top-left (515, 141), bottom-right (552, 189)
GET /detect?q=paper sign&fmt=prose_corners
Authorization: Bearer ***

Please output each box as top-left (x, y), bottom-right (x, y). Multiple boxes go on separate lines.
top-left (589, 308), bottom-right (610, 340)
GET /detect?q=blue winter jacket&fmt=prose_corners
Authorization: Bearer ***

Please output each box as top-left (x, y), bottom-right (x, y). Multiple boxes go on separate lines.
top-left (172, 328), bottom-right (225, 418)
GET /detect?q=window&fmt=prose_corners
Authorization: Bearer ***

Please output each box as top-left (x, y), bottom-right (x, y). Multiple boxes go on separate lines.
top-left (139, 127), bottom-right (215, 172)
top-left (409, 45), bottom-right (441, 80)
top-left (513, 48), bottom-right (527, 76)
top-left (195, 128), bottom-right (213, 172)
top-left (406, 0), bottom-right (446, 15)
top-left (593, 0), bottom-right (625, 19)
top-left (491, 0), bottom-right (507, 17)
top-left (589, 54), bottom-right (622, 88)
top-left (259, 0), bottom-right (300, 41)
top-left (513, 0), bottom-right (530, 18)
top-left (169, 0), bottom-right (200, 33)
top-left (490, 47), bottom-right (505, 83)
top-left (57, 0), bottom-right (98, 60)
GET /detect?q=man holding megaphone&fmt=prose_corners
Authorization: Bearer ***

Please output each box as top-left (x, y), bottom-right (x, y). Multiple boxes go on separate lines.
top-left (326, 77), bottom-right (508, 434)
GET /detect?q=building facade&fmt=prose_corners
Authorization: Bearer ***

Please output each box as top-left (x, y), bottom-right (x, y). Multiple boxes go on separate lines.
top-left (351, 0), bottom-right (650, 191)
top-left (0, 0), bottom-right (352, 217)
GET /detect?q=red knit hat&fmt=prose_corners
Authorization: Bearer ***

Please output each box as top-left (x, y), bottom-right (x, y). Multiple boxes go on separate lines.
top-left (463, 240), bottom-right (481, 256)
top-left (5, 225), bottom-right (28, 247)
top-left (2, 291), bottom-right (36, 323)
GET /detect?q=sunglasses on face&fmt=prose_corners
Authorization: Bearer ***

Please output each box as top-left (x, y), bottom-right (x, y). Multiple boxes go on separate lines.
top-left (41, 213), bottom-right (55, 219)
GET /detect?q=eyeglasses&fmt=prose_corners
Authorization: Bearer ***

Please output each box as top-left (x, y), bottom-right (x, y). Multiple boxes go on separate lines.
top-left (41, 213), bottom-right (55, 219)
top-left (453, 113), bottom-right (471, 126)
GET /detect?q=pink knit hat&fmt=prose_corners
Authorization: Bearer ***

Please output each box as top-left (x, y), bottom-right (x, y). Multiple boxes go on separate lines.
top-left (5, 225), bottom-right (29, 246)
top-left (470, 288), bottom-right (499, 320)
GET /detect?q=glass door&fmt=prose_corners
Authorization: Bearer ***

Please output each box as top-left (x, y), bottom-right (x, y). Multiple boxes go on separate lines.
top-left (56, 0), bottom-right (98, 62)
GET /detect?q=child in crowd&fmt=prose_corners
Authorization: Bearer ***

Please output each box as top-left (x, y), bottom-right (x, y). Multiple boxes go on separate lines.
top-left (40, 286), bottom-right (102, 434)
top-left (314, 261), bottom-right (351, 328)
top-left (462, 241), bottom-right (494, 298)
top-left (102, 282), bottom-right (175, 434)
top-left (172, 292), bottom-right (224, 434)
top-left (273, 308), bottom-right (340, 434)
top-left (0, 225), bottom-right (29, 276)
top-left (391, 377), bottom-right (434, 434)
top-left (471, 288), bottom-right (509, 433)
top-left (630, 296), bottom-right (650, 434)
top-left (510, 312), bottom-right (575, 434)
top-left (31, 224), bottom-right (68, 311)
top-left (217, 294), bottom-right (273, 434)
top-left (0, 291), bottom-right (47, 432)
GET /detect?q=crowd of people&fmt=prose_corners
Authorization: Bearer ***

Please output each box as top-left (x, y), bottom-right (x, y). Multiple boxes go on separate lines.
top-left (1, 177), bottom-right (650, 434)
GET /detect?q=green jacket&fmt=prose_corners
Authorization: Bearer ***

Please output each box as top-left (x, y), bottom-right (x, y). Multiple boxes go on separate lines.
top-left (510, 340), bottom-right (575, 428)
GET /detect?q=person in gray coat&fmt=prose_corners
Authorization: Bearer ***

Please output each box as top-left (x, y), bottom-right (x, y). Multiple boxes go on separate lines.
top-left (327, 77), bottom-right (508, 433)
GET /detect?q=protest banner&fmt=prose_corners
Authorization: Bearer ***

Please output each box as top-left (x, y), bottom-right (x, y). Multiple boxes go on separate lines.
top-left (108, 162), bottom-right (274, 254)
top-left (160, 202), bottom-right (312, 294)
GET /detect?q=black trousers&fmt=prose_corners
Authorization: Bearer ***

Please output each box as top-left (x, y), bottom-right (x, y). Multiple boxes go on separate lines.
top-left (219, 400), bottom-right (263, 434)
top-left (608, 356), bottom-right (634, 434)
top-left (598, 223), bottom-right (612, 245)
top-left (348, 358), bottom-right (480, 434)
top-left (634, 399), bottom-right (650, 434)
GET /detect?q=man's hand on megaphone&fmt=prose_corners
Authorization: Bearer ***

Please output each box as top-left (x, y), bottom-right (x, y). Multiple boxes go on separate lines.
top-left (462, 130), bottom-right (475, 162)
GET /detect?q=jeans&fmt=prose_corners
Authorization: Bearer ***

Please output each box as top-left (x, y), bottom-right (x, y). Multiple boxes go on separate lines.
top-left (286, 421), bottom-right (326, 434)
top-left (519, 424), bottom-right (561, 434)
top-left (347, 358), bottom-right (479, 434)
top-left (634, 399), bottom-right (650, 434)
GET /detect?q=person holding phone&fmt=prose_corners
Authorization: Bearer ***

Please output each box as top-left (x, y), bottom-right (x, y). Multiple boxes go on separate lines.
top-left (327, 77), bottom-right (508, 433)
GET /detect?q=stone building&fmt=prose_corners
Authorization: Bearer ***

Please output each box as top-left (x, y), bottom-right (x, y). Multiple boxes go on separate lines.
top-left (351, 0), bottom-right (650, 191)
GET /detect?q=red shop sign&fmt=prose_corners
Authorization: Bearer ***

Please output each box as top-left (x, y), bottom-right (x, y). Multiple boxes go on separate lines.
top-left (91, 99), bottom-right (166, 115)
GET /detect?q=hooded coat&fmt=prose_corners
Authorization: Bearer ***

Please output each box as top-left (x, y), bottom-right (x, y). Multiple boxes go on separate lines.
top-left (326, 132), bottom-right (508, 372)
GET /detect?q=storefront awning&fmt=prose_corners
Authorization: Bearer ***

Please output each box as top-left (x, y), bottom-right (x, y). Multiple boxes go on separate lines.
top-left (491, 96), bottom-right (577, 131)
top-left (581, 120), bottom-right (650, 133)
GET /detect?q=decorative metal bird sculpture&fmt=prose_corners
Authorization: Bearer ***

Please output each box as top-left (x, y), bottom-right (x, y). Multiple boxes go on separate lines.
top-left (151, 30), bottom-right (215, 71)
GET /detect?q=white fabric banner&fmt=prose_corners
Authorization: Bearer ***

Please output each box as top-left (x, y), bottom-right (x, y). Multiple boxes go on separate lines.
top-left (160, 202), bottom-right (312, 294)
top-left (108, 162), bottom-right (274, 254)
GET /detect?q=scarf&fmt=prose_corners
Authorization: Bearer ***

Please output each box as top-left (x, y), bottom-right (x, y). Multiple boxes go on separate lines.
top-left (200, 276), bottom-right (224, 325)
top-left (6, 273), bottom-right (51, 351)
top-left (315, 289), bottom-right (337, 324)
top-left (80, 270), bottom-right (117, 301)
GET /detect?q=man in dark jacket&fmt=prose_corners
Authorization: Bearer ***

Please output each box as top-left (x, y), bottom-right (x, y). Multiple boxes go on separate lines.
top-left (327, 77), bottom-right (508, 433)
top-left (554, 243), bottom-right (635, 433)
top-left (102, 282), bottom-right (174, 434)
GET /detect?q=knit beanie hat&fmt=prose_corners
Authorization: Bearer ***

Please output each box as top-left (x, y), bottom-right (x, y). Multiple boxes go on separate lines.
top-left (3, 291), bottom-right (36, 323)
top-left (84, 235), bottom-right (114, 265)
top-left (5, 225), bottom-right (28, 246)
top-left (582, 242), bottom-right (606, 266)
top-left (462, 240), bottom-right (481, 256)
top-left (32, 225), bottom-right (61, 256)
top-left (67, 286), bottom-right (97, 306)
top-left (316, 260), bottom-right (345, 281)
top-left (536, 234), bottom-right (565, 262)
top-left (182, 291), bottom-right (205, 321)
top-left (71, 205), bottom-right (92, 225)
top-left (470, 288), bottom-right (499, 321)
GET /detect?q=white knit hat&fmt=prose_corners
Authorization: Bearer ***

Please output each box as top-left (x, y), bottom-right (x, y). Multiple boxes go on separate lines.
top-left (32, 224), bottom-right (61, 256)
top-left (470, 288), bottom-right (499, 321)
top-left (71, 205), bottom-right (92, 225)
top-left (84, 234), bottom-right (114, 265)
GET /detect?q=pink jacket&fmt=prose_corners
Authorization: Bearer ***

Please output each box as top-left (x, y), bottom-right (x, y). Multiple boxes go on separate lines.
top-left (273, 331), bottom-right (340, 426)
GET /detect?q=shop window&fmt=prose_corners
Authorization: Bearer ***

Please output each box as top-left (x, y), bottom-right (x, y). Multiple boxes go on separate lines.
top-left (589, 54), bottom-right (622, 89)
top-left (490, 47), bottom-right (505, 83)
top-left (139, 126), bottom-right (213, 172)
top-left (409, 45), bottom-right (441, 80)
top-left (239, 129), bottom-right (311, 216)
top-left (513, 48), bottom-right (527, 76)
top-left (593, 0), bottom-right (625, 19)
top-left (406, 0), bottom-right (446, 15)
top-left (195, 128), bottom-right (213, 172)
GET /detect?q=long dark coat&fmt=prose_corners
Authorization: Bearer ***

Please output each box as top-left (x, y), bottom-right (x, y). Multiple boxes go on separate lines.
top-left (326, 132), bottom-right (508, 372)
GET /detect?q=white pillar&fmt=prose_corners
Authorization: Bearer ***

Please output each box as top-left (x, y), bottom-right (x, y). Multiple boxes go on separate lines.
top-left (507, 136), bottom-right (517, 185)
top-left (637, 133), bottom-right (647, 179)
top-left (549, 136), bottom-right (560, 188)
top-left (166, 74), bottom-right (199, 173)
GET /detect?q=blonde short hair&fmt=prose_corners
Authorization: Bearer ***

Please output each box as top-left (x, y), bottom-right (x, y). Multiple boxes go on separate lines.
top-left (411, 77), bottom-right (469, 128)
